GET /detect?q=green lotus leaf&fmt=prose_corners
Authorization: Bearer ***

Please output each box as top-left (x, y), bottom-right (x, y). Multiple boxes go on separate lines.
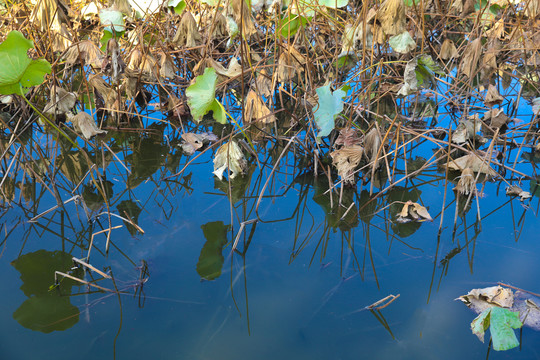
top-left (186, 67), bottom-right (227, 123)
top-left (314, 84), bottom-right (346, 141)
top-left (0, 31), bottom-right (51, 95)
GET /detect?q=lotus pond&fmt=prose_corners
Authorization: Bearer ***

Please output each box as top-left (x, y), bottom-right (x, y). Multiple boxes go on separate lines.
top-left (2, 0), bottom-right (540, 358)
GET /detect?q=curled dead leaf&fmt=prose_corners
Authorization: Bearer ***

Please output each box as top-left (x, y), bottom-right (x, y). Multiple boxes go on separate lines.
top-left (330, 145), bottom-right (364, 184)
top-left (446, 153), bottom-right (498, 177)
top-left (454, 167), bottom-right (476, 195)
top-left (173, 12), bottom-right (201, 48)
top-left (277, 47), bottom-right (306, 83)
top-left (440, 39), bottom-right (458, 60)
top-left (244, 89), bottom-right (276, 124)
top-left (43, 86), bottom-right (76, 116)
top-left (506, 185), bottom-right (532, 202)
top-left (71, 112), bottom-right (107, 139)
top-left (213, 141), bottom-right (247, 180)
top-left (397, 200), bottom-right (432, 223)
top-left (376, 0), bottom-right (406, 37)
top-left (460, 37), bottom-right (482, 78)
top-left (484, 84), bottom-right (504, 107)
top-left (64, 40), bottom-right (103, 68)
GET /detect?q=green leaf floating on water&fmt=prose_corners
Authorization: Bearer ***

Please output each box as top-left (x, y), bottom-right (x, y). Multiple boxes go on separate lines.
top-left (471, 307), bottom-right (523, 351)
top-left (314, 84), bottom-right (346, 142)
top-left (0, 31), bottom-right (51, 95)
top-left (186, 67), bottom-right (227, 124)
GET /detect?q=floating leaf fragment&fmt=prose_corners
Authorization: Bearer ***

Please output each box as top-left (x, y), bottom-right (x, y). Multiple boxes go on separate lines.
top-left (484, 84), bottom-right (504, 107)
top-left (446, 153), bottom-right (498, 176)
top-left (471, 307), bottom-right (522, 351)
top-left (397, 200), bottom-right (432, 223)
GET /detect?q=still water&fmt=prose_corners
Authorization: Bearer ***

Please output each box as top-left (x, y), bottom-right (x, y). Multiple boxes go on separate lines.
top-left (2, 100), bottom-right (540, 360)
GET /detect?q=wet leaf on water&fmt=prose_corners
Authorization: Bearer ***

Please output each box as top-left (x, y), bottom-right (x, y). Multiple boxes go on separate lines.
top-left (314, 84), bottom-right (346, 141)
top-left (397, 200), bottom-right (432, 223)
top-left (71, 112), bottom-right (107, 139)
top-left (213, 140), bottom-right (247, 180)
top-left (471, 307), bottom-right (522, 351)
top-left (505, 185), bottom-right (531, 201)
top-left (0, 31), bottom-right (52, 95)
top-left (196, 221), bottom-right (230, 280)
top-left (186, 67), bottom-right (227, 124)
top-left (446, 153), bottom-right (498, 177)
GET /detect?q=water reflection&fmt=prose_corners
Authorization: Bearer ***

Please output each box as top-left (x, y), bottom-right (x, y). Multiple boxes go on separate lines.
top-left (11, 250), bottom-right (80, 333)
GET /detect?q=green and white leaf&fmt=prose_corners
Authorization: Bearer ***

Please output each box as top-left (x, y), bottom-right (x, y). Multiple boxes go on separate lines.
top-left (471, 307), bottom-right (523, 351)
top-left (314, 84), bottom-right (346, 141)
top-left (168, 0), bottom-right (186, 14)
top-left (99, 8), bottom-right (125, 32)
top-left (186, 67), bottom-right (227, 124)
top-left (389, 31), bottom-right (416, 54)
top-left (0, 31), bottom-right (51, 95)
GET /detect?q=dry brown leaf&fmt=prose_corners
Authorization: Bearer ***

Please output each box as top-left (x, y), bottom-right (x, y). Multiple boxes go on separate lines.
top-left (31, 0), bottom-right (67, 32)
top-left (330, 145), bottom-right (364, 184)
top-left (70, 112), bottom-right (107, 139)
top-left (483, 108), bottom-right (509, 129)
top-left (277, 47), bottom-right (305, 83)
top-left (173, 12), bottom-right (201, 48)
top-left (43, 86), bottom-right (76, 116)
top-left (397, 200), bottom-right (432, 223)
top-left (210, 58), bottom-right (243, 78)
top-left (158, 51), bottom-right (177, 79)
top-left (484, 84), bottom-right (504, 107)
top-left (230, 0), bottom-right (257, 37)
top-left (253, 69), bottom-right (273, 97)
top-left (452, 115), bottom-right (481, 144)
top-left (376, 0), bottom-right (406, 37)
top-left (335, 128), bottom-right (362, 148)
top-left (447, 153), bottom-right (498, 176)
top-left (458, 286), bottom-right (514, 311)
top-left (440, 39), bottom-right (459, 60)
top-left (460, 38), bottom-right (482, 78)
top-left (64, 40), bottom-right (103, 68)
top-left (244, 89), bottom-right (276, 124)
top-left (364, 127), bottom-right (382, 167)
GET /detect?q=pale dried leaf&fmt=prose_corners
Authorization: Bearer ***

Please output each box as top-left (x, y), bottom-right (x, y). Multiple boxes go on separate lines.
top-left (447, 153), bottom-right (498, 176)
top-left (454, 167), bottom-right (476, 195)
top-left (71, 112), bottom-right (107, 139)
top-left (440, 39), bottom-right (458, 60)
top-left (460, 38), bottom-right (482, 78)
top-left (213, 141), bottom-right (247, 180)
top-left (330, 145), bottom-right (364, 184)
top-left (244, 89), bottom-right (276, 123)
top-left (173, 12), bottom-right (201, 48)
top-left (377, 0), bottom-right (406, 37)
top-left (484, 84), bottom-right (504, 107)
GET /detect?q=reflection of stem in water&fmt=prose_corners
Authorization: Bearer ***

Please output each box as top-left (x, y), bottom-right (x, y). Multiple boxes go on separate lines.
top-left (370, 309), bottom-right (397, 341)
top-left (111, 271), bottom-right (123, 360)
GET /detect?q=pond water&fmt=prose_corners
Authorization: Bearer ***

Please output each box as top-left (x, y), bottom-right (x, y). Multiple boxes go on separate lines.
top-left (2, 87), bottom-right (540, 360)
